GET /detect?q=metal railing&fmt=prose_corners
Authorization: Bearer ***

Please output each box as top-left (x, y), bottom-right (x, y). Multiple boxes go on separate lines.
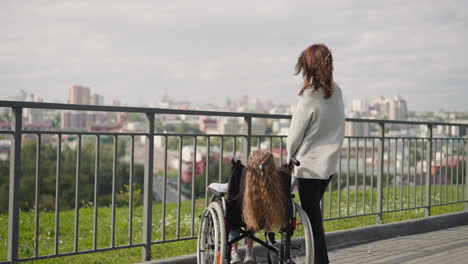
top-left (0, 100), bottom-right (467, 263)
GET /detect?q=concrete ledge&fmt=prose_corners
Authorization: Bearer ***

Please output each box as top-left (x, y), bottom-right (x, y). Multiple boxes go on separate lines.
top-left (326, 211), bottom-right (468, 250)
top-left (135, 211), bottom-right (468, 264)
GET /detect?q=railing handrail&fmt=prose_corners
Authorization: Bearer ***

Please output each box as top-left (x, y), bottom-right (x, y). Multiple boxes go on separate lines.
top-left (1, 100), bottom-right (468, 264)
top-left (0, 100), bottom-right (290, 119)
top-left (1, 100), bottom-right (468, 127)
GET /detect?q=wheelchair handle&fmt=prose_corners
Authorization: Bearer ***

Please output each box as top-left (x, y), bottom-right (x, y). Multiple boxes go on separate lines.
top-left (231, 156), bottom-right (242, 166)
top-left (289, 157), bottom-right (300, 167)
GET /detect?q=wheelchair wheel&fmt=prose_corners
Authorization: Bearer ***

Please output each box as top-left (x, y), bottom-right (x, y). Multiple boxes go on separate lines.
top-left (290, 202), bottom-right (314, 263)
top-left (197, 202), bottom-right (226, 264)
top-left (209, 201), bottom-right (226, 263)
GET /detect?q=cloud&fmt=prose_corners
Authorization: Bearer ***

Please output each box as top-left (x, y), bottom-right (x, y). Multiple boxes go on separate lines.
top-left (0, 0), bottom-right (467, 111)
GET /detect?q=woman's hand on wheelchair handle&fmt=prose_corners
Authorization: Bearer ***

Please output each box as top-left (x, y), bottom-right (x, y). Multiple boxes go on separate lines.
top-left (288, 157), bottom-right (299, 173)
top-left (289, 157), bottom-right (300, 167)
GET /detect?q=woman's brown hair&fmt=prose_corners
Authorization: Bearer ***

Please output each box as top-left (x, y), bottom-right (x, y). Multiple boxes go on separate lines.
top-left (295, 44), bottom-right (334, 99)
top-left (242, 150), bottom-right (287, 231)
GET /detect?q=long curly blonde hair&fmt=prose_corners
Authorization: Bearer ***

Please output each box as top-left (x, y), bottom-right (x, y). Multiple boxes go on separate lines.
top-left (242, 150), bottom-right (287, 231)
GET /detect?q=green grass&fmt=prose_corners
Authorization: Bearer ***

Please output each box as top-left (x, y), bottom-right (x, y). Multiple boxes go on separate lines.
top-left (0, 186), bottom-right (466, 264)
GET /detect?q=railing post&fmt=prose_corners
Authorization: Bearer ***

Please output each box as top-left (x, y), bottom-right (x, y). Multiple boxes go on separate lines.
top-left (142, 113), bottom-right (155, 261)
top-left (377, 122), bottom-right (385, 223)
top-left (244, 116), bottom-right (252, 162)
top-left (464, 126), bottom-right (468, 212)
top-left (8, 107), bottom-right (22, 264)
top-left (425, 125), bottom-right (433, 217)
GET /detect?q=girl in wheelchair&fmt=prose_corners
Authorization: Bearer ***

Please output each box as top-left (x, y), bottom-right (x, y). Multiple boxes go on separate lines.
top-left (238, 150), bottom-right (288, 263)
top-left (201, 150), bottom-right (312, 264)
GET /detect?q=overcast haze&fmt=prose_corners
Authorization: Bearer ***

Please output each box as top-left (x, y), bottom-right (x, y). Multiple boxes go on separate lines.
top-left (1, 0), bottom-right (467, 111)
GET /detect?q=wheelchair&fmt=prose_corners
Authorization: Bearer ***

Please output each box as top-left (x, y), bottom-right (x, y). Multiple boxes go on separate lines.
top-left (197, 157), bottom-right (314, 264)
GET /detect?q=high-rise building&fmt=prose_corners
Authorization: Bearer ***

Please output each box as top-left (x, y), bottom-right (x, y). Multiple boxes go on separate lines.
top-left (345, 112), bottom-right (370, 137)
top-left (371, 96), bottom-right (391, 118)
top-left (389, 95), bottom-right (408, 120)
top-left (23, 93), bottom-right (47, 123)
top-left (91, 94), bottom-right (104, 105)
top-left (63, 85), bottom-right (91, 130)
top-left (70, 85), bottom-right (90, 104)
top-left (351, 99), bottom-right (369, 113)
top-left (61, 111), bottom-right (87, 130)
top-left (15, 89), bottom-right (27, 101)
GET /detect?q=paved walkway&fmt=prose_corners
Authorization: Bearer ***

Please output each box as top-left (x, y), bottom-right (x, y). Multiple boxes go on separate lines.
top-left (321, 225), bottom-right (468, 264)
top-left (141, 223), bottom-right (468, 264)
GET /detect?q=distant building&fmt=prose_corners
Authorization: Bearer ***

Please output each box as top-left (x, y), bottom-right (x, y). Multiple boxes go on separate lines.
top-left (389, 95), bottom-right (408, 120)
top-left (251, 119), bottom-right (267, 135)
top-left (125, 122), bottom-right (145, 132)
top-left (159, 93), bottom-right (171, 108)
top-left (91, 94), bottom-right (104, 105)
top-left (269, 104), bottom-right (291, 116)
top-left (225, 97), bottom-right (233, 111)
top-left (434, 120), bottom-right (468, 137)
top-left (87, 112), bottom-right (104, 127)
top-left (217, 117), bottom-right (266, 135)
top-left (351, 99), bottom-right (369, 113)
top-left (116, 113), bottom-right (128, 124)
top-left (251, 98), bottom-right (272, 113)
top-left (70, 85), bottom-right (90, 105)
top-left (88, 124), bottom-right (121, 132)
top-left (61, 111), bottom-right (87, 130)
top-left (370, 96), bottom-right (391, 118)
top-left (199, 116), bottom-right (218, 134)
top-left (15, 89), bottom-right (27, 101)
top-left (272, 119), bottom-right (290, 135)
top-left (23, 93), bottom-right (46, 123)
top-left (345, 112), bottom-right (369, 137)
top-left (62, 85), bottom-right (91, 130)
top-left (218, 117), bottom-right (242, 134)
top-left (64, 85), bottom-right (108, 130)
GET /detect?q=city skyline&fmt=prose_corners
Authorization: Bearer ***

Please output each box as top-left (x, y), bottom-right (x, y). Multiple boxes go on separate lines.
top-left (5, 85), bottom-right (465, 142)
top-left (6, 86), bottom-right (468, 118)
top-left (1, 1), bottom-right (467, 112)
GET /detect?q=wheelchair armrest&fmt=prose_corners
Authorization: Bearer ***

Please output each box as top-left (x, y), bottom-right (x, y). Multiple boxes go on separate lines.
top-left (207, 183), bottom-right (228, 197)
top-left (208, 188), bottom-right (225, 198)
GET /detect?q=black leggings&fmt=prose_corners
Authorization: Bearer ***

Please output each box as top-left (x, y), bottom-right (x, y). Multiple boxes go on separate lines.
top-left (297, 176), bottom-right (332, 264)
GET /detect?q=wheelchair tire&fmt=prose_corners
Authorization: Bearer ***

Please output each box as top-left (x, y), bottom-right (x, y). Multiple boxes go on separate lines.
top-left (197, 207), bottom-right (207, 263)
top-left (197, 207), bottom-right (218, 263)
top-left (290, 202), bottom-right (314, 263)
top-left (197, 202), bottom-right (226, 264)
top-left (209, 201), bottom-right (226, 263)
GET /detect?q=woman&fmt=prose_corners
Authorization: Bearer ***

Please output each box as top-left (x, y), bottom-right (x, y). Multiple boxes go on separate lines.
top-left (286, 44), bottom-right (345, 264)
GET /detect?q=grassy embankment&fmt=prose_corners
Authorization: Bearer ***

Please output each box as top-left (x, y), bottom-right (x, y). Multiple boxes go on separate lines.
top-left (0, 185), bottom-right (465, 264)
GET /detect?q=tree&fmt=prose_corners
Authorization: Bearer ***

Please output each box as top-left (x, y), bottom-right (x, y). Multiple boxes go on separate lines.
top-left (190, 160), bottom-right (231, 199)
top-left (0, 138), bottom-right (143, 213)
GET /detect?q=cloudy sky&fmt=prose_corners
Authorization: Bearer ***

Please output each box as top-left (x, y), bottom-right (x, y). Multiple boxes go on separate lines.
top-left (1, 0), bottom-right (467, 111)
